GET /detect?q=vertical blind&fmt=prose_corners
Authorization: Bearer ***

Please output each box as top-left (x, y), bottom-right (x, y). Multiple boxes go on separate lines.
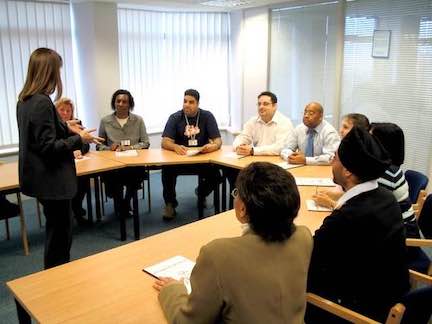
top-left (0, 0), bottom-right (76, 148)
top-left (270, 2), bottom-right (339, 126)
top-left (117, 8), bottom-right (230, 132)
top-left (341, 0), bottom-right (432, 174)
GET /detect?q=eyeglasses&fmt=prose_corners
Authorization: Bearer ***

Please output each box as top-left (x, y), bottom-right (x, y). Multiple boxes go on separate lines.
top-left (231, 188), bottom-right (239, 199)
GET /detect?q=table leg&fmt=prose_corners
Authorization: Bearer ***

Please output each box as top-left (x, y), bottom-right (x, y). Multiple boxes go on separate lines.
top-left (16, 193), bottom-right (29, 256)
top-left (94, 176), bottom-right (101, 222)
top-left (85, 177), bottom-right (93, 223)
top-left (15, 299), bottom-right (31, 324)
top-left (198, 176), bottom-right (204, 219)
top-left (221, 168), bottom-right (227, 212)
top-left (132, 191), bottom-right (140, 240)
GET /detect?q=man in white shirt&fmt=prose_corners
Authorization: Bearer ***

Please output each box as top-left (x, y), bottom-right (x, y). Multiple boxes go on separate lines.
top-left (281, 102), bottom-right (340, 165)
top-left (233, 91), bottom-right (295, 156)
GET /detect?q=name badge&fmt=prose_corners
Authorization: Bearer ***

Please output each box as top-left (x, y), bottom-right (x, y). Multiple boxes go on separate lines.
top-left (188, 139), bottom-right (198, 146)
top-left (121, 140), bottom-right (131, 146)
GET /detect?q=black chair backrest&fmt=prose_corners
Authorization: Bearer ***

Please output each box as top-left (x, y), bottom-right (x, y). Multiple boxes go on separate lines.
top-left (400, 285), bottom-right (432, 324)
top-left (405, 170), bottom-right (429, 203)
top-left (418, 194), bottom-right (432, 239)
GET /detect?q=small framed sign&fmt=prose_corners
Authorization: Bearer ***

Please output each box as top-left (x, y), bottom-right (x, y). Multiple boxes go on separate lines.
top-left (372, 30), bottom-right (391, 58)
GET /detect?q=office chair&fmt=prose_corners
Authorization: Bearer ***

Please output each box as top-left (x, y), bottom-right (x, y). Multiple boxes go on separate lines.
top-left (418, 194), bottom-right (432, 239)
top-left (405, 170), bottom-right (429, 204)
top-left (306, 269), bottom-right (432, 324)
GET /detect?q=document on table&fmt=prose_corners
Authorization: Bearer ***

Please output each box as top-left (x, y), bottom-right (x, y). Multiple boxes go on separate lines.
top-left (115, 150), bottom-right (138, 157)
top-left (143, 256), bottom-right (195, 293)
top-left (74, 156), bottom-right (91, 162)
top-left (295, 177), bottom-right (335, 187)
top-left (224, 152), bottom-right (245, 159)
top-left (185, 148), bottom-right (202, 156)
top-left (306, 199), bottom-right (333, 212)
top-left (274, 161), bottom-right (304, 170)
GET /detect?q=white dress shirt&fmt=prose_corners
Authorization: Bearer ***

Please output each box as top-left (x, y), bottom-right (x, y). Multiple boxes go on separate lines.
top-left (335, 180), bottom-right (378, 209)
top-left (280, 120), bottom-right (340, 165)
top-left (233, 111), bottom-right (295, 155)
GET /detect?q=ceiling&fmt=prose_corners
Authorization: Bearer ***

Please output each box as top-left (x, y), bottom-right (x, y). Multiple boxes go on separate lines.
top-left (70, 0), bottom-right (297, 11)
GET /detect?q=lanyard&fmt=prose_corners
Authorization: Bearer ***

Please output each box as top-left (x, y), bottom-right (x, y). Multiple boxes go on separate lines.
top-left (184, 110), bottom-right (200, 140)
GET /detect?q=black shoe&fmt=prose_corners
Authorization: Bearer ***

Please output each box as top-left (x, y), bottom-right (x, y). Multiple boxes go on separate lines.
top-left (74, 215), bottom-right (91, 227)
top-left (72, 207), bottom-right (86, 218)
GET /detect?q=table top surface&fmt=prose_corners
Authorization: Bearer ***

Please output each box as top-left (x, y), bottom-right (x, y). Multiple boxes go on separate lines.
top-left (1, 147), bottom-right (333, 191)
top-left (7, 184), bottom-right (330, 324)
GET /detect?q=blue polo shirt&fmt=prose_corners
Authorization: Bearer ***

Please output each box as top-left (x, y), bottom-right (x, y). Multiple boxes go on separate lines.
top-left (162, 109), bottom-right (221, 147)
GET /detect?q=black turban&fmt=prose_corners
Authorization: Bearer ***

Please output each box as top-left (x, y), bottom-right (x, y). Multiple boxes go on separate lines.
top-left (338, 126), bottom-right (391, 181)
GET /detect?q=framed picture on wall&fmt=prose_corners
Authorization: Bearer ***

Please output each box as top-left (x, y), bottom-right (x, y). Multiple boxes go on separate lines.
top-left (372, 30), bottom-right (391, 58)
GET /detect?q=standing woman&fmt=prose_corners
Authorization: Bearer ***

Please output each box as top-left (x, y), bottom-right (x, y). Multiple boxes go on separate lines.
top-left (17, 48), bottom-right (102, 269)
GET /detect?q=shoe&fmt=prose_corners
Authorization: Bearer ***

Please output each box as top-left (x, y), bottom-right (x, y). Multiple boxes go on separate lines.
top-left (162, 203), bottom-right (176, 220)
top-left (74, 215), bottom-right (91, 227)
top-left (72, 206), bottom-right (86, 218)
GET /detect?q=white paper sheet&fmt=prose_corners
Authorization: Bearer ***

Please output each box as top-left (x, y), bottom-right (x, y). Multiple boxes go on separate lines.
top-left (273, 161), bottom-right (304, 170)
top-left (115, 150), bottom-right (138, 157)
top-left (185, 148), bottom-right (202, 156)
top-left (295, 177), bottom-right (335, 187)
top-left (74, 156), bottom-right (91, 162)
top-left (306, 199), bottom-right (333, 212)
top-left (144, 256), bottom-right (195, 293)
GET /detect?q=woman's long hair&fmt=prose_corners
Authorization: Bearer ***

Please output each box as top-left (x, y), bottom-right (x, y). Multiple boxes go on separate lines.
top-left (18, 48), bottom-right (63, 102)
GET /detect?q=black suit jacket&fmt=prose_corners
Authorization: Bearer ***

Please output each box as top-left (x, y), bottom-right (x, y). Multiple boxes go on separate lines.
top-left (17, 94), bottom-right (83, 200)
top-left (307, 186), bottom-right (410, 322)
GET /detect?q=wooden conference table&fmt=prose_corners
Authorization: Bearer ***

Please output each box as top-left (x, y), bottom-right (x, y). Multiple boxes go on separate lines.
top-left (7, 150), bottom-right (333, 324)
top-left (0, 156), bottom-right (126, 255)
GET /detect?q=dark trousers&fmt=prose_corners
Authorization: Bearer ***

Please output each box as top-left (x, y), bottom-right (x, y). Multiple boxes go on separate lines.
top-left (103, 167), bottom-right (146, 216)
top-left (162, 164), bottom-right (221, 206)
top-left (38, 199), bottom-right (73, 269)
top-left (71, 177), bottom-right (89, 218)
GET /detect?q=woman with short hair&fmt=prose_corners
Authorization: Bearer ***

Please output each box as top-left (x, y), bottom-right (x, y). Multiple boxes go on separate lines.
top-left (55, 97), bottom-right (90, 225)
top-left (154, 162), bottom-right (313, 324)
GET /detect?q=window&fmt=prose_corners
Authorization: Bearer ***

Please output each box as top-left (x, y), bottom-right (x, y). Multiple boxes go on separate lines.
top-left (0, 0), bottom-right (76, 149)
top-left (270, 2), bottom-right (339, 126)
top-left (117, 8), bottom-right (230, 132)
top-left (341, 0), bottom-right (432, 174)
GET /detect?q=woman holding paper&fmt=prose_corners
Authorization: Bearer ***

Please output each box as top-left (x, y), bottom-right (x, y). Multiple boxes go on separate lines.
top-left (153, 162), bottom-right (313, 323)
top-left (96, 89), bottom-right (150, 220)
top-left (17, 48), bottom-right (103, 268)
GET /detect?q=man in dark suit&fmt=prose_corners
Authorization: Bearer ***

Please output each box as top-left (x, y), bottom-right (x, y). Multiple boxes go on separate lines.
top-left (306, 127), bottom-right (410, 323)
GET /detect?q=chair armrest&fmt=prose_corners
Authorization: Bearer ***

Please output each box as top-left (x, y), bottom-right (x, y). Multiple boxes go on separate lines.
top-left (406, 238), bottom-right (432, 247)
top-left (306, 293), bottom-right (380, 324)
top-left (409, 269), bottom-right (432, 285)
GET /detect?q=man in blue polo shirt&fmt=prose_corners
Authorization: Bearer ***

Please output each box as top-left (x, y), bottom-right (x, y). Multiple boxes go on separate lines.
top-left (161, 89), bottom-right (222, 219)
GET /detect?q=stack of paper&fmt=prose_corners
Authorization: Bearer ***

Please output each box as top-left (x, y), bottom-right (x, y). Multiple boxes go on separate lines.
top-left (143, 256), bottom-right (195, 293)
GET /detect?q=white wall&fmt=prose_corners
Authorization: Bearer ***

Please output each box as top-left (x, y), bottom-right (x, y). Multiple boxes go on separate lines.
top-left (71, 1), bottom-right (120, 130)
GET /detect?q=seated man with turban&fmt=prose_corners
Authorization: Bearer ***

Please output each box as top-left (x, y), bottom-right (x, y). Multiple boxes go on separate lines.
top-left (306, 127), bottom-right (410, 323)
